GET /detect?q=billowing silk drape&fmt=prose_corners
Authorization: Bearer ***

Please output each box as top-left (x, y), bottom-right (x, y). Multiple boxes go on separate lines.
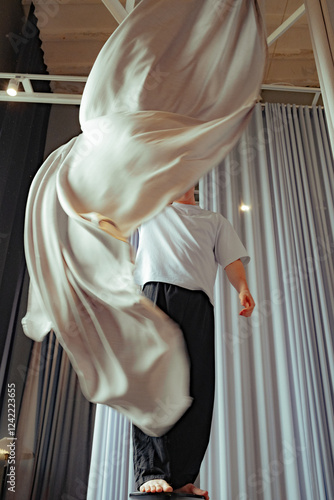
top-left (22, 0), bottom-right (266, 436)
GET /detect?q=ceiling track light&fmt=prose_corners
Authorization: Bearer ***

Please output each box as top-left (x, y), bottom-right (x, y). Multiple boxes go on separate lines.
top-left (7, 78), bottom-right (20, 97)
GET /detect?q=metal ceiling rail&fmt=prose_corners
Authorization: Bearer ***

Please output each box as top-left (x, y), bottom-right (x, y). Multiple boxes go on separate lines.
top-left (267, 4), bottom-right (306, 47)
top-left (0, 72), bottom-right (87, 82)
top-left (0, 72), bottom-right (87, 105)
top-left (0, 91), bottom-right (82, 105)
top-left (125, 0), bottom-right (136, 13)
top-left (261, 84), bottom-right (322, 105)
top-left (0, 2), bottom-right (313, 105)
top-left (102, 0), bottom-right (128, 23)
top-left (0, 74), bottom-right (322, 105)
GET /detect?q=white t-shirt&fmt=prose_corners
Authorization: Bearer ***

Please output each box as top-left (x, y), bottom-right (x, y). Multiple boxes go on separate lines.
top-left (134, 202), bottom-right (250, 304)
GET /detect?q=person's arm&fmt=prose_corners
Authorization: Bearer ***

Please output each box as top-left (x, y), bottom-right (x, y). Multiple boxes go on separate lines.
top-left (224, 259), bottom-right (255, 317)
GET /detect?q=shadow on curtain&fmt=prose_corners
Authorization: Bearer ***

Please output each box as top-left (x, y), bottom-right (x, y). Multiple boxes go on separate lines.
top-left (0, 4), bottom-right (50, 413)
top-left (12, 330), bottom-right (96, 500)
top-left (199, 102), bottom-right (334, 500)
top-left (86, 102), bottom-right (334, 500)
top-left (0, 5), bottom-right (51, 491)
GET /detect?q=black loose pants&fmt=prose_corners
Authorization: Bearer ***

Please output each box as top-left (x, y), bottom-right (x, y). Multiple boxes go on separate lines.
top-left (133, 282), bottom-right (215, 490)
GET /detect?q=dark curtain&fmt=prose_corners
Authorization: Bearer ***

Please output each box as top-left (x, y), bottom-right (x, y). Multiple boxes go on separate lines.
top-left (0, 6), bottom-right (95, 500)
top-left (13, 331), bottom-right (96, 500)
top-left (0, 4), bottom-right (50, 427)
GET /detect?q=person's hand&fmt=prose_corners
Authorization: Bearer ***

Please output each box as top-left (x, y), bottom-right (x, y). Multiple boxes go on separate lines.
top-left (239, 289), bottom-right (255, 317)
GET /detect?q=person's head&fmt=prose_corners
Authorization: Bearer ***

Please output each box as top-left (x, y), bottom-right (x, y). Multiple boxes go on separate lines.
top-left (174, 186), bottom-right (196, 205)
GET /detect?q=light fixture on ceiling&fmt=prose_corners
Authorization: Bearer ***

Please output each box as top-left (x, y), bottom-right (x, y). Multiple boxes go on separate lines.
top-left (240, 204), bottom-right (251, 212)
top-left (7, 78), bottom-right (20, 97)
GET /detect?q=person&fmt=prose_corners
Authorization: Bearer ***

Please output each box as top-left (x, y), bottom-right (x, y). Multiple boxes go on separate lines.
top-left (132, 186), bottom-right (255, 499)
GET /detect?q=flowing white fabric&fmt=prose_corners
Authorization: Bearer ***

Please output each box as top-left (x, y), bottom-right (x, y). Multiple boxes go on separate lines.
top-left (22, 0), bottom-right (266, 436)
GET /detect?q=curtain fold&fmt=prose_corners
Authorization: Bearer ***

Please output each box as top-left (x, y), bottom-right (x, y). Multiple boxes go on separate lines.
top-left (12, 332), bottom-right (96, 500)
top-left (87, 405), bottom-right (135, 500)
top-left (0, 7), bottom-right (97, 499)
top-left (199, 103), bottom-right (334, 500)
top-left (88, 102), bottom-right (333, 499)
top-left (0, 5), bottom-right (51, 493)
top-left (87, 235), bottom-right (138, 500)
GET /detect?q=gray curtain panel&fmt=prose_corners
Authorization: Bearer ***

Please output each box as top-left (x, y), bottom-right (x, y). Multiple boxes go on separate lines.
top-left (199, 103), bottom-right (334, 500)
top-left (86, 103), bottom-right (334, 500)
top-left (12, 331), bottom-right (96, 500)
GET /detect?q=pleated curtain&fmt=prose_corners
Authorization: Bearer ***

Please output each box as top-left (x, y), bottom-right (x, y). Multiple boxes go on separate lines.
top-left (87, 102), bottom-right (334, 500)
top-left (200, 102), bottom-right (334, 500)
top-left (13, 329), bottom-right (96, 500)
top-left (87, 405), bottom-right (134, 499)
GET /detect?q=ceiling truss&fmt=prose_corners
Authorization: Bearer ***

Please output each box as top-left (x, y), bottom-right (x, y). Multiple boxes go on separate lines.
top-left (1, 2), bottom-right (321, 105)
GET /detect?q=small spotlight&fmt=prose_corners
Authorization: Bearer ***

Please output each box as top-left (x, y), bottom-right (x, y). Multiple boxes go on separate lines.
top-left (240, 204), bottom-right (251, 212)
top-left (7, 79), bottom-right (20, 96)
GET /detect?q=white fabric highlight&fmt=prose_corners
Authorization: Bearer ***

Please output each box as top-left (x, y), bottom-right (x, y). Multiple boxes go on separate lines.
top-left (134, 202), bottom-right (250, 305)
top-left (22, 0), bottom-right (266, 436)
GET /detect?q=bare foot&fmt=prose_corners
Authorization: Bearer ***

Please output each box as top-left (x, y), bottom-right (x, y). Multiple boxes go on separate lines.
top-left (140, 479), bottom-right (173, 493)
top-left (174, 483), bottom-right (209, 500)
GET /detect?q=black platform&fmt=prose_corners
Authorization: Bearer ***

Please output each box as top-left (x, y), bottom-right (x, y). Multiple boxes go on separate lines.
top-left (129, 493), bottom-right (205, 499)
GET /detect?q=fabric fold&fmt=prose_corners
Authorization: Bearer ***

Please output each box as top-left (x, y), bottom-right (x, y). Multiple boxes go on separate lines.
top-left (22, 0), bottom-right (267, 436)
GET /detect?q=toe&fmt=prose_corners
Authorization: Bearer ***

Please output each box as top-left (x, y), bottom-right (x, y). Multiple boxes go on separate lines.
top-left (139, 479), bottom-right (173, 494)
